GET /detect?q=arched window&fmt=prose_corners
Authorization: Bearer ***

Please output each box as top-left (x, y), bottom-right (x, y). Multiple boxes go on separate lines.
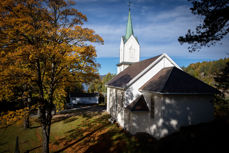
top-left (129, 46), bottom-right (135, 59)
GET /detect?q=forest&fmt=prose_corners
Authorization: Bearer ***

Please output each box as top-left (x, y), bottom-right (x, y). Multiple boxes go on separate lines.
top-left (183, 58), bottom-right (229, 89)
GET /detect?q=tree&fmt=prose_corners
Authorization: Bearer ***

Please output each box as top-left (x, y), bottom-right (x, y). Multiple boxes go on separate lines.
top-left (183, 58), bottom-right (229, 87)
top-left (88, 73), bottom-right (115, 94)
top-left (214, 62), bottom-right (229, 96)
top-left (101, 73), bottom-right (115, 93)
top-left (214, 62), bottom-right (229, 117)
top-left (178, 0), bottom-right (229, 52)
top-left (0, 77), bottom-right (33, 129)
top-left (0, 0), bottom-right (103, 153)
top-left (88, 78), bottom-right (102, 93)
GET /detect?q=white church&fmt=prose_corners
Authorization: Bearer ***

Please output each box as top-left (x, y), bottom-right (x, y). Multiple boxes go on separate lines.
top-left (106, 9), bottom-right (219, 139)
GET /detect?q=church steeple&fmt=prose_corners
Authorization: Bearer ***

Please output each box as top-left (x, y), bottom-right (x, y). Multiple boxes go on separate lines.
top-left (117, 1), bottom-right (140, 74)
top-left (124, 10), bottom-right (134, 41)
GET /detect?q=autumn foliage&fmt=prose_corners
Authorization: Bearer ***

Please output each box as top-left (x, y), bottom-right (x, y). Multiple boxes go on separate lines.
top-left (0, 0), bottom-right (103, 152)
top-left (0, 105), bottom-right (36, 128)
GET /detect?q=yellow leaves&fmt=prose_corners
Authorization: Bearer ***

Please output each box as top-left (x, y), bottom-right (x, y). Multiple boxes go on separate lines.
top-left (0, 0), bottom-right (103, 114)
top-left (70, 26), bottom-right (104, 44)
top-left (53, 87), bottom-right (67, 112)
top-left (0, 105), bottom-right (37, 127)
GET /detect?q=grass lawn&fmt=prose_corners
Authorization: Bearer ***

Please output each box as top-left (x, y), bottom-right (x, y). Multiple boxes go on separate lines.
top-left (0, 105), bottom-right (229, 153)
top-left (0, 106), bottom-right (139, 153)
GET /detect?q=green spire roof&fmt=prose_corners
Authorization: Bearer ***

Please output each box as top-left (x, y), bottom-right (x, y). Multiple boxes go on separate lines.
top-left (124, 10), bottom-right (134, 41)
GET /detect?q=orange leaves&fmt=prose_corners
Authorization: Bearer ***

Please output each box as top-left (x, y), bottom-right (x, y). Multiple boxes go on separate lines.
top-left (0, 0), bottom-right (103, 108)
top-left (72, 25), bottom-right (104, 44)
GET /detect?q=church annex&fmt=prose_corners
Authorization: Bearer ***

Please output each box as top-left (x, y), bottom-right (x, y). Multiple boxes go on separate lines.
top-left (106, 9), bottom-right (219, 139)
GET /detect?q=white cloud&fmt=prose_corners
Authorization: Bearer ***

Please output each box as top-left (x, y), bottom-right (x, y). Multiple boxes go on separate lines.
top-left (84, 5), bottom-right (228, 60)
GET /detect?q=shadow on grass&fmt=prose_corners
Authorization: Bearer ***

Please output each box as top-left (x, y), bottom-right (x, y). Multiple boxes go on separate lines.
top-left (83, 125), bottom-right (157, 153)
top-left (0, 142), bottom-right (7, 146)
top-left (52, 116), bottom-right (71, 124)
top-left (84, 129), bottom-right (128, 153)
top-left (53, 123), bottom-right (110, 153)
top-left (0, 150), bottom-right (9, 153)
top-left (82, 118), bottom-right (229, 153)
top-left (156, 118), bottom-right (229, 153)
top-left (25, 145), bottom-right (41, 153)
top-left (52, 106), bottom-right (106, 125)
top-left (52, 113), bottom-right (110, 152)
top-left (65, 116), bottom-right (106, 141)
top-left (29, 125), bottom-right (41, 129)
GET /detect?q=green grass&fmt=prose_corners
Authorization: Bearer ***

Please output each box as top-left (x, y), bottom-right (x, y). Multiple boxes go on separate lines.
top-left (0, 106), bottom-right (137, 153)
top-left (1, 106), bottom-right (229, 153)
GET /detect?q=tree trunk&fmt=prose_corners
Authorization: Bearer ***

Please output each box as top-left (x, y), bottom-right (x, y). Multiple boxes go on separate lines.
top-left (14, 136), bottom-right (20, 153)
top-left (24, 96), bottom-right (31, 129)
top-left (42, 123), bottom-right (51, 153)
top-left (24, 115), bottom-right (30, 129)
top-left (39, 103), bottom-right (53, 153)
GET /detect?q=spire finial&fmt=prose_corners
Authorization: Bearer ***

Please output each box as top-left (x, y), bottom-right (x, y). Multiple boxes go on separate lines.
top-left (128, 0), bottom-right (131, 11)
top-left (125, 1), bottom-right (134, 41)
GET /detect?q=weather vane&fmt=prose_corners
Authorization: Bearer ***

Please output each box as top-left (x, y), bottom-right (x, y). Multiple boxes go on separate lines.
top-left (128, 0), bottom-right (131, 11)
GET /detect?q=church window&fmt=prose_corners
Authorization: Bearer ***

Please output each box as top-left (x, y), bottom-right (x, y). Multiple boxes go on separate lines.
top-left (129, 46), bottom-right (135, 58)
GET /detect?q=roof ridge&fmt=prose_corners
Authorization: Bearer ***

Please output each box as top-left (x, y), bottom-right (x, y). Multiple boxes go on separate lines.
top-left (129, 54), bottom-right (162, 66)
top-left (161, 67), bottom-right (175, 92)
top-left (107, 54), bottom-right (163, 88)
top-left (139, 66), bottom-right (219, 94)
top-left (114, 54), bottom-right (162, 76)
top-left (140, 54), bottom-right (162, 62)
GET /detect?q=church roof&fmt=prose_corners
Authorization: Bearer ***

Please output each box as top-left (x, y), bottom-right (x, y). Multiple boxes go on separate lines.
top-left (126, 95), bottom-right (149, 111)
top-left (107, 54), bottom-right (161, 88)
top-left (124, 10), bottom-right (134, 41)
top-left (116, 61), bottom-right (135, 66)
top-left (139, 67), bottom-right (219, 94)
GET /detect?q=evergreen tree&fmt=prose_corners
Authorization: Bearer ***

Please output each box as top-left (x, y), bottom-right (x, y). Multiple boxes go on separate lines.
top-left (214, 62), bottom-right (229, 97)
top-left (178, 0), bottom-right (229, 52)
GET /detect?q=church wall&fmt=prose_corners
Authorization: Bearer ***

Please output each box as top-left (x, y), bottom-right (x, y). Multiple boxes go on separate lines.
top-left (116, 90), bottom-right (125, 127)
top-left (107, 87), bottom-right (116, 118)
top-left (125, 93), bottom-right (214, 139)
top-left (124, 57), bottom-right (175, 107)
top-left (117, 66), bottom-right (120, 74)
top-left (107, 87), bottom-right (125, 127)
top-left (106, 87), bottom-right (111, 113)
top-left (125, 93), bottom-right (163, 137)
top-left (127, 111), bottom-right (150, 134)
top-left (155, 94), bottom-right (214, 138)
top-left (120, 37), bottom-right (124, 63)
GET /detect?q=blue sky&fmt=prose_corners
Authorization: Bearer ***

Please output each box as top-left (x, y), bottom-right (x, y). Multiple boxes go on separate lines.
top-left (75, 0), bottom-right (229, 75)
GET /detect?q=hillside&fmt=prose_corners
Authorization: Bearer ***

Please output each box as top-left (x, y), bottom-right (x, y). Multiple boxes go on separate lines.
top-left (183, 58), bottom-right (229, 87)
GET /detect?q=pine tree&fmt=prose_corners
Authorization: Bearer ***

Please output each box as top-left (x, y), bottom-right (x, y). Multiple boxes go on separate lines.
top-left (178, 0), bottom-right (229, 52)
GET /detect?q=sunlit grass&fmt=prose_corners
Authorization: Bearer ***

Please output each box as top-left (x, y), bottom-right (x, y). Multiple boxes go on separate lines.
top-left (0, 107), bottom-right (137, 153)
top-left (2, 106), bottom-right (227, 153)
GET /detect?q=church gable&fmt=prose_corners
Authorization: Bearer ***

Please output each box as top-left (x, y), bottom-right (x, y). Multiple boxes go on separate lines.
top-left (123, 35), bottom-right (140, 63)
top-left (125, 53), bottom-right (180, 88)
top-left (126, 95), bottom-right (149, 111)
